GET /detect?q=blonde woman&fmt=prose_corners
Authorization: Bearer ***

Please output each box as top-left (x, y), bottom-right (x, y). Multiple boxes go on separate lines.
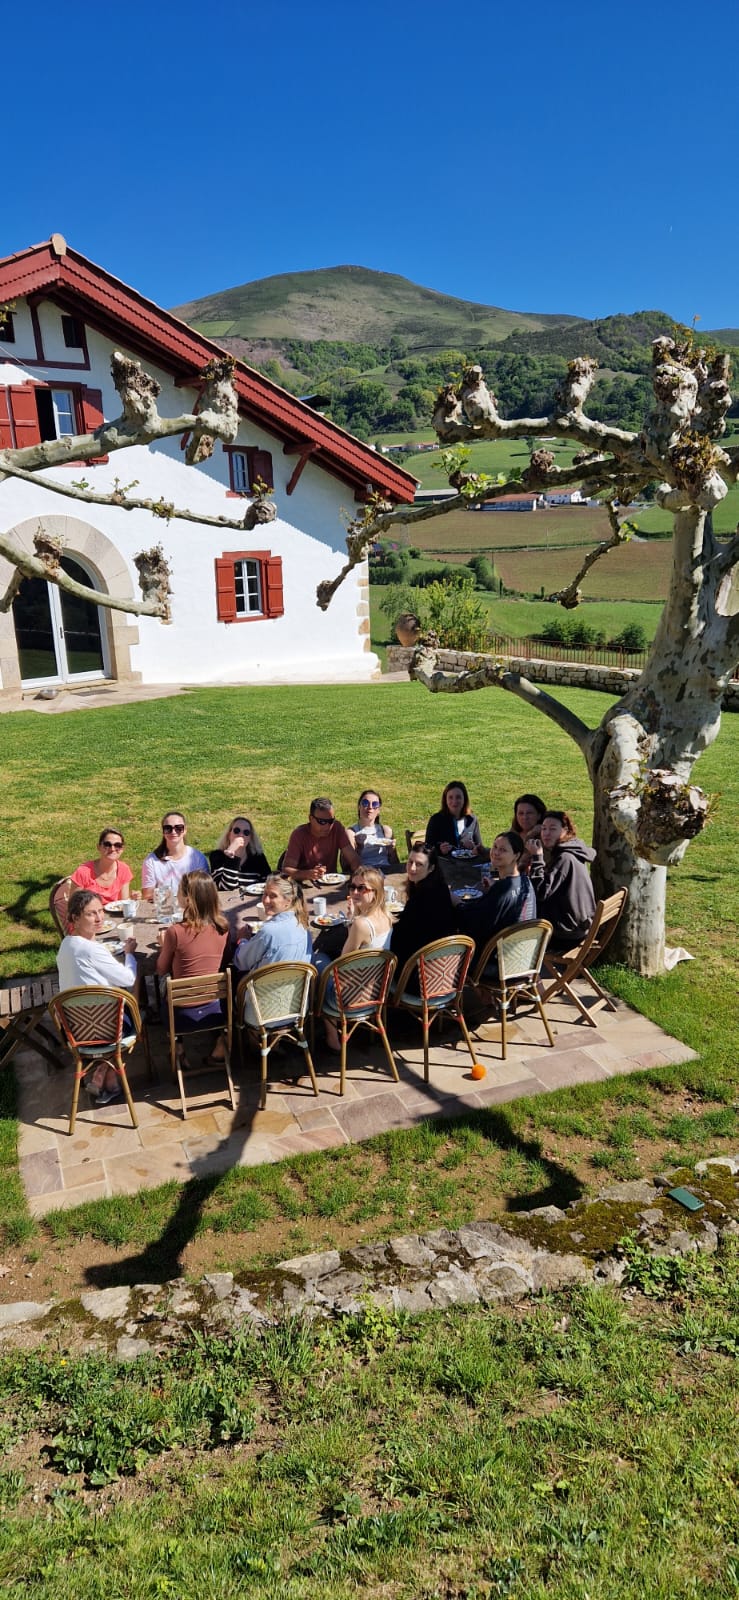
top-left (156, 870), bottom-right (229, 1067)
top-left (209, 815), bottom-right (271, 891)
top-left (322, 867), bottom-right (392, 1050)
top-left (208, 875), bottom-right (312, 1050)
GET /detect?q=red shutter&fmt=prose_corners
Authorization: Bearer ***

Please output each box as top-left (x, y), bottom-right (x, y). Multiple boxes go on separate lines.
top-left (0, 389), bottom-right (12, 449)
top-left (263, 555), bottom-right (284, 618)
top-left (80, 387), bottom-right (109, 464)
top-left (246, 447), bottom-right (273, 491)
top-left (215, 557), bottom-right (238, 622)
top-left (9, 386), bottom-right (41, 449)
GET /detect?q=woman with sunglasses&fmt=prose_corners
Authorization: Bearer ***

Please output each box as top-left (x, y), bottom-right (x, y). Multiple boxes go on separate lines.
top-left (71, 827), bottom-right (134, 906)
top-left (322, 868), bottom-right (392, 1050)
top-left (348, 790), bottom-right (399, 872)
top-left (141, 811), bottom-right (210, 902)
top-left (209, 815), bottom-right (272, 892)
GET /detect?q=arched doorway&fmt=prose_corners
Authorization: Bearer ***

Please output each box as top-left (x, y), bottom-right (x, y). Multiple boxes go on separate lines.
top-left (12, 555), bottom-right (109, 686)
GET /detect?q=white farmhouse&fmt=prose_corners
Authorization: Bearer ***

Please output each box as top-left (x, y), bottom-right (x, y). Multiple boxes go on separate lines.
top-left (0, 236), bottom-right (416, 704)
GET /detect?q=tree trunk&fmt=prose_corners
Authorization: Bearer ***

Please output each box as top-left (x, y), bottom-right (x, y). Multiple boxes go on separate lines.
top-left (591, 768), bottom-right (667, 974)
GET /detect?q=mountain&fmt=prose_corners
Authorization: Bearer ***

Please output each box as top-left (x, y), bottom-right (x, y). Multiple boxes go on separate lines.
top-left (172, 265), bottom-right (581, 350)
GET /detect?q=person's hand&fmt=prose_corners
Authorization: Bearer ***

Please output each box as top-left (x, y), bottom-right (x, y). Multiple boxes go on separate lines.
top-left (528, 839), bottom-right (544, 861)
top-left (225, 837), bottom-right (246, 859)
top-left (481, 875), bottom-right (493, 893)
top-left (354, 832), bottom-right (366, 852)
top-left (124, 936), bottom-right (137, 954)
top-left (439, 841), bottom-right (452, 855)
top-left (313, 863), bottom-right (327, 879)
top-left (460, 829), bottom-right (475, 851)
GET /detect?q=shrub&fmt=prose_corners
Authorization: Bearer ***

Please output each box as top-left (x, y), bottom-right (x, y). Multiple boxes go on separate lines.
top-left (466, 553), bottom-right (497, 591)
top-left (609, 622), bottom-right (648, 653)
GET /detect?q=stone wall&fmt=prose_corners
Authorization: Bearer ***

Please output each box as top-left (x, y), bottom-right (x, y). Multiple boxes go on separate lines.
top-left (387, 646), bottom-right (739, 711)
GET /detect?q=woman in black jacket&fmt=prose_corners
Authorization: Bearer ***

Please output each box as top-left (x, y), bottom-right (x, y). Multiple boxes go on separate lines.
top-left (424, 780), bottom-right (485, 858)
top-left (390, 843), bottom-right (456, 983)
top-left (527, 811), bottom-right (596, 948)
top-left (456, 831), bottom-right (537, 959)
top-left (209, 815), bottom-right (271, 892)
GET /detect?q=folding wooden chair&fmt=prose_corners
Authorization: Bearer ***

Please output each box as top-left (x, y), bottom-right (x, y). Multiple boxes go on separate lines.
top-left (405, 828), bottom-right (426, 856)
top-left (542, 889), bottom-right (628, 1026)
top-left (469, 920), bottom-right (554, 1060)
top-left (316, 949), bottom-right (398, 1095)
top-left (165, 971), bottom-right (235, 1119)
top-left (0, 974), bottom-right (63, 1073)
top-left (235, 961), bottom-right (318, 1110)
top-left (49, 986), bottom-right (150, 1134)
top-left (392, 934), bottom-right (477, 1081)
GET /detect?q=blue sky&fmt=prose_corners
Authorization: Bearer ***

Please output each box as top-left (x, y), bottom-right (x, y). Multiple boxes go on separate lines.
top-left (6, 0), bottom-right (739, 327)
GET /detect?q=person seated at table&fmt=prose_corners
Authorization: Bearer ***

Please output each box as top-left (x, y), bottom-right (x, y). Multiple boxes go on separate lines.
top-left (527, 811), bottom-right (596, 949)
top-left (456, 831), bottom-right (537, 961)
top-left (208, 876), bottom-right (312, 1057)
top-left (283, 797), bottom-right (360, 883)
top-left (209, 815), bottom-right (272, 891)
top-left (320, 867), bottom-right (393, 1049)
top-left (390, 842), bottom-right (456, 985)
top-left (156, 870), bottom-right (230, 1070)
top-left (56, 889), bottom-right (138, 1104)
top-left (141, 811), bottom-right (210, 902)
top-left (71, 826), bottom-right (134, 907)
top-left (425, 781), bottom-right (485, 858)
top-left (510, 793), bottom-right (547, 870)
top-left (348, 790), bottom-right (400, 872)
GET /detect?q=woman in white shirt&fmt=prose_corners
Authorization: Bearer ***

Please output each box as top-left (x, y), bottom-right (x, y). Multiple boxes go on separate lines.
top-left (56, 889), bottom-right (138, 1104)
top-left (348, 790), bottom-right (400, 872)
top-left (141, 810), bottom-right (210, 902)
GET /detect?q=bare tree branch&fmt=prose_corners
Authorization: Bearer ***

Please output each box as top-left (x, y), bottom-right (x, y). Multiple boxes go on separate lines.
top-left (0, 529), bottom-right (167, 618)
top-left (409, 644), bottom-right (594, 758)
top-left (547, 499), bottom-right (636, 609)
top-left (0, 457), bottom-right (255, 532)
top-left (432, 362), bottom-right (639, 457)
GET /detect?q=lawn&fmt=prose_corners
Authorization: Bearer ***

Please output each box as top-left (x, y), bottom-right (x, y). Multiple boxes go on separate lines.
top-left (2, 682), bottom-right (738, 1293)
top-left (1, 1249), bottom-right (738, 1597)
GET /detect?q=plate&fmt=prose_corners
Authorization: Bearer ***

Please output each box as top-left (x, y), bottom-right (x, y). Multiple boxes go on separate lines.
top-left (321, 874), bottom-right (347, 886)
top-left (105, 939), bottom-right (125, 953)
top-left (451, 849), bottom-right (477, 860)
top-left (315, 914), bottom-right (346, 927)
top-left (106, 900), bottom-right (126, 914)
top-left (241, 881), bottom-right (266, 894)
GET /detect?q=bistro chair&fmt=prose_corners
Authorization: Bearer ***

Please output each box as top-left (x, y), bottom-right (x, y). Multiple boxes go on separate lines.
top-left (469, 920), bottom-right (554, 1060)
top-left (235, 961), bottom-right (318, 1110)
top-left (404, 828), bottom-right (426, 856)
top-left (315, 949), bottom-right (398, 1096)
top-left (49, 877), bottom-right (73, 939)
top-left (164, 971), bottom-right (235, 1120)
top-left (392, 934), bottom-right (477, 1082)
top-left (48, 986), bottom-right (150, 1134)
top-left (542, 888), bottom-right (628, 1025)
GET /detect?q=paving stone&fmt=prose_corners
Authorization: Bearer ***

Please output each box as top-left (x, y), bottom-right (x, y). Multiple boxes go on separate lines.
top-left (0, 1301), bottom-right (52, 1327)
top-left (19, 1148), bottom-right (62, 1196)
top-left (81, 1286), bottom-right (131, 1321)
top-left (116, 1335), bottom-right (152, 1361)
top-left (201, 1273), bottom-right (234, 1301)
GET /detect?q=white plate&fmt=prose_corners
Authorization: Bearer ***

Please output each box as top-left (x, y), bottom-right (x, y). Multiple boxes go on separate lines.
top-left (106, 900), bottom-right (126, 913)
top-left (242, 881), bottom-right (267, 894)
top-left (321, 874), bottom-right (347, 886)
top-left (451, 849), bottom-right (477, 860)
top-left (314, 914), bottom-right (346, 927)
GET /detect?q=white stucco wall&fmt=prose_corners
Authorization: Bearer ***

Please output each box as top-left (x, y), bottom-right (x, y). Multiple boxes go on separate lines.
top-left (0, 310), bottom-right (378, 690)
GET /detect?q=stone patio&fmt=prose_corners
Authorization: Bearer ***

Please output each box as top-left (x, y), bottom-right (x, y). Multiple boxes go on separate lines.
top-left (14, 982), bottom-right (697, 1217)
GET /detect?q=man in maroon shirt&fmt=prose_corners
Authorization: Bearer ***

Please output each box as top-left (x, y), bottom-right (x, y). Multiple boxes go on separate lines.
top-left (283, 797), bottom-right (360, 882)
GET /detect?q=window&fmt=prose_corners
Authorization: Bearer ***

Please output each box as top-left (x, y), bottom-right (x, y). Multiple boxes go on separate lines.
top-left (214, 550), bottom-right (284, 623)
top-left (225, 446), bottom-right (273, 495)
top-left (1, 383), bottom-right (107, 456)
top-left (0, 312), bottom-right (15, 344)
top-left (52, 389), bottom-right (77, 437)
top-left (61, 315), bottom-right (84, 349)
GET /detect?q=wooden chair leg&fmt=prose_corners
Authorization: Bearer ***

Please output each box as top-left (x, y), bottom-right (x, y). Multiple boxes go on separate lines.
top-left (298, 1030), bottom-right (319, 1096)
top-left (175, 1043), bottom-right (189, 1120)
top-left (259, 1036), bottom-right (269, 1110)
top-left (456, 1007), bottom-right (478, 1070)
top-left (339, 1020), bottom-right (348, 1096)
top-left (377, 1013), bottom-right (399, 1082)
top-left (422, 1008), bottom-right (430, 1083)
top-left (534, 995), bottom-right (556, 1048)
top-left (68, 1057), bottom-right (84, 1135)
top-left (500, 996), bottom-right (508, 1060)
top-left (117, 1056), bottom-right (139, 1129)
top-left (222, 1036), bottom-right (237, 1111)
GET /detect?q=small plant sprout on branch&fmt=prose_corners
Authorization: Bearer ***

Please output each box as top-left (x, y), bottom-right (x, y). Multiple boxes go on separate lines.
top-left (318, 333), bottom-right (739, 976)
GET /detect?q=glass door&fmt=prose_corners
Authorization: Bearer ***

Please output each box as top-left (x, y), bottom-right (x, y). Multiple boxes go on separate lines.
top-left (13, 555), bottom-right (108, 686)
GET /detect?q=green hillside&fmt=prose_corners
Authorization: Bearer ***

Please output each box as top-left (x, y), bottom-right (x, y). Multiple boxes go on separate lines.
top-left (172, 265), bottom-right (581, 348)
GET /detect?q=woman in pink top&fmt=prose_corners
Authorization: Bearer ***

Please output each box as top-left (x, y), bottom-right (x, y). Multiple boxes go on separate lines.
top-left (71, 826), bottom-right (133, 906)
top-left (156, 871), bottom-right (229, 1069)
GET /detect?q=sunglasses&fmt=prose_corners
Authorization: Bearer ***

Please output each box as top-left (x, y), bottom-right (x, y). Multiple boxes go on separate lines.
top-left (350, 882), bottom-right (371, 893)
top-left (360, 799), bottom-right (380, 809)
top-left (101, 839), bottom-right (124, 849)
top-left (163, 823), bottom-right (185, 834)
top-left (312, 816), bottom-right (334, 826)
top-left (231, 826), bottom-right (251, 836)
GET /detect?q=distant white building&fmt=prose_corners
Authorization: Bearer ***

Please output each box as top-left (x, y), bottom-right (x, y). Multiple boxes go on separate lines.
top-left (0, 237), bottom-right (416, 704)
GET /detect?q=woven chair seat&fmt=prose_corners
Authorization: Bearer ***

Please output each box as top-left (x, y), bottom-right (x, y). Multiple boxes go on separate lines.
top-left (78, 1032), bottom-right (137, 1056)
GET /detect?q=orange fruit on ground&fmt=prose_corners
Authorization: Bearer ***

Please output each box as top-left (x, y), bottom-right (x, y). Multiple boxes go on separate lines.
top-left (470, 1061), bottom-right (487, 1080)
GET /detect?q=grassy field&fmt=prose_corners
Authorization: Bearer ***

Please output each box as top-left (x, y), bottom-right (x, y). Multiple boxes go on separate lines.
top-left (371, 590), bottom-right (664, 656)
top-left (386, 436), bottom-right (581, 487)
top-left (1, 1248), bottom-right (738, 1597)
top-left (2, 683), bottom-right (739, 1590)
top-left (395, 504), bottom-right (610, 553)
top-left (492, 538), bottom-right (674, 601)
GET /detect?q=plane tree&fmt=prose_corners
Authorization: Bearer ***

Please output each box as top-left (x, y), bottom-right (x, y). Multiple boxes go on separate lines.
top-left (318, 335), bottom-right (739, 975)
